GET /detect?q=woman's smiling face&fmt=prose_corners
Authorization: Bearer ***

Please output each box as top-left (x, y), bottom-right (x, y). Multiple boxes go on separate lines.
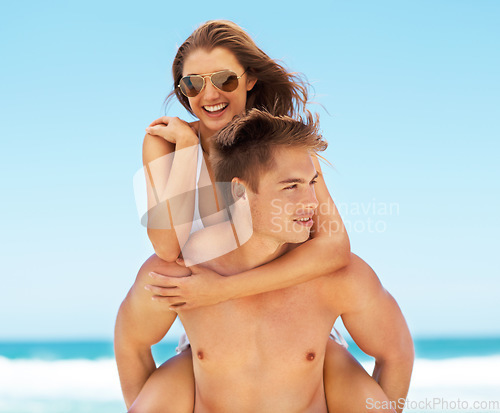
top-left (182, 47), bottom-right (256, 137)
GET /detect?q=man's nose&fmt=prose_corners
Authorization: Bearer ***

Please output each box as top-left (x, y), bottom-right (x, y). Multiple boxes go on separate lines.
top-left (303, 187), bottom-right (319, 210)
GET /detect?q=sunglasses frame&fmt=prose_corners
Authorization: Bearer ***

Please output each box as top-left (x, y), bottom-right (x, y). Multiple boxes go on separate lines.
top-left (178, 69), bottom-right (247, 98)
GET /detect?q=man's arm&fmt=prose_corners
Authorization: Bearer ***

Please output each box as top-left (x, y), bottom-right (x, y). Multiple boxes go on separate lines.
top-left (332, 254), bottom-right (414, 413)
top-left (114, 255), bottom-right (189, 408)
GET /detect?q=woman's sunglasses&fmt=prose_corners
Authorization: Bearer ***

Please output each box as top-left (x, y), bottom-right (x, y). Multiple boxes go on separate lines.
top-left (178, 69), bottom-right (247, 98)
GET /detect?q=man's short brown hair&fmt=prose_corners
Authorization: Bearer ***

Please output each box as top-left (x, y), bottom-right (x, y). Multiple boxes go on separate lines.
top-left (211, 109), bottom-right (327, 197)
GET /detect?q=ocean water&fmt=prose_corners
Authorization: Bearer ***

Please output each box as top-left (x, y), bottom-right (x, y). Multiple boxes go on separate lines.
top-left (0, 338), bottom-right (499, 413)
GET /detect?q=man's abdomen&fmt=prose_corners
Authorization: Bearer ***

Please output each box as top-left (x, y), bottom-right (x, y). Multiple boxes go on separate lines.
top-left (181, 279), bottom-right (335, 412)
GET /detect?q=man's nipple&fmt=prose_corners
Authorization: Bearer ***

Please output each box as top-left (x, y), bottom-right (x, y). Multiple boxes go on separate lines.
top-left (306, 352), bottom-right (316, 361)
top-left (197, 350), bottom-right (204, 360)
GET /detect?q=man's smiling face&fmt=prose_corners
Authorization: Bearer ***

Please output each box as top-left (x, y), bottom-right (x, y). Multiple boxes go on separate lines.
top-left (245, 146), bottom-right (319, 246)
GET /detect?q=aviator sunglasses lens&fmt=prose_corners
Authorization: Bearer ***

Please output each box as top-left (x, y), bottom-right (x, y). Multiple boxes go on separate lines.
top-left (180, 76), bottom-right (204, 97)
top-left (212, 71), bottom-right (239, 92)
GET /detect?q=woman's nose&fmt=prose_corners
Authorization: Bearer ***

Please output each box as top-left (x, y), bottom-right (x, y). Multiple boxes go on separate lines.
top-left (202, 77), bottom-right (222, 100)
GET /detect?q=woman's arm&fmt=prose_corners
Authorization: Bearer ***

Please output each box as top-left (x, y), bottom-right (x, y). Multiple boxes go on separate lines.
top-left (149, 155), bottom-right (351, 309)
top-left (142, 117), bottom-right (199, 262)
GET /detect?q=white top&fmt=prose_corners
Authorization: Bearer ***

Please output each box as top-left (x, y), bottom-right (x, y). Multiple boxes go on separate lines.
top-left (190, 143), bottom-right (205, 235)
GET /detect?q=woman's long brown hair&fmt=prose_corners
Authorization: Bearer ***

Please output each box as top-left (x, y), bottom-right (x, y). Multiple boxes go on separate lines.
top-left (166, 20), bottom-right (310, 118)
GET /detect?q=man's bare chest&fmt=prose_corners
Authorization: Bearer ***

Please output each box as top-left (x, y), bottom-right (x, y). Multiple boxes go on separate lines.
top-left (180, 279), bottom-right (336, 367)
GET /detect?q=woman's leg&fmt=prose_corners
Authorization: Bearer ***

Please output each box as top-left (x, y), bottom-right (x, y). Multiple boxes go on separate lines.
top-left (128, 347), bottom-right (195, 413)
top-left (324, 339), bottom-right (395, 412)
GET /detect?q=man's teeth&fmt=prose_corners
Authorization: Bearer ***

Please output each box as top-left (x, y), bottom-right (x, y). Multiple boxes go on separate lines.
top-left (295, 217), bottom-right (311, 222)
top-left (204, 103), bottom-right (228, 112)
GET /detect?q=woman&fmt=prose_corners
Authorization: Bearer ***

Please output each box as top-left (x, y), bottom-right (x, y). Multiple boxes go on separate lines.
top-left (115, 20), bottom-right (412, 412)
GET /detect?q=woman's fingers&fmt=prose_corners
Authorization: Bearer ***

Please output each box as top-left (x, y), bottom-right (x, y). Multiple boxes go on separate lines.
top-left (149, 116), bottom-right (172, 127)
top-left (149, 271), bottom-right (184, 287)
top-left (145, 284), bottom-right (178, 297)
top-left (151, 295), bottom-right (186, 307)
top-left (145, 117), bottom-right (197, 145)
top-left (146, 285), bottom-right (186, 305)
top-left (145, 124), bottom-right (166, 136)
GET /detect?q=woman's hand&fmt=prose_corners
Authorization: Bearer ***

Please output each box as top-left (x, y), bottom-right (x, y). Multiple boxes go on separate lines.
top-left (144, 259), bottom-right (231, 311)
top-left (145, 117), bottom-right (199, 147)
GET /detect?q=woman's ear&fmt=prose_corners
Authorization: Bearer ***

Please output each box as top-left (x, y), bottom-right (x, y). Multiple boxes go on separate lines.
top-left (246, 75), bottom-right (257, 92)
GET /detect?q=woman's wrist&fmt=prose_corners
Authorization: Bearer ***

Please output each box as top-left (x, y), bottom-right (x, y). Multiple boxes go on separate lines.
top-left (176, 131), bottom-right (199, 149)
top-left (220, 275), bottom-right (239, 302)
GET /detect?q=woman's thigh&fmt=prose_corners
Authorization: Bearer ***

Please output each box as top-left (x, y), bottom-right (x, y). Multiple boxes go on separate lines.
top-left (128, 348), bottom-right (195, 413)
top-left (324, 339), bottom-right (394, 412)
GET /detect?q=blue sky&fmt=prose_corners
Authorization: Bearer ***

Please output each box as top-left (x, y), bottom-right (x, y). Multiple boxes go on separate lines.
top-left (0, 0), bottom-right (498, 340)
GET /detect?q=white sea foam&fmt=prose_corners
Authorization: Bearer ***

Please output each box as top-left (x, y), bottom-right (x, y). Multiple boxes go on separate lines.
top-left (0, 357), bottom-right (122, 401)
top-left (362, 355), bottom-right (500, 403)
top-left (1, 355), bottom-right (499, 402)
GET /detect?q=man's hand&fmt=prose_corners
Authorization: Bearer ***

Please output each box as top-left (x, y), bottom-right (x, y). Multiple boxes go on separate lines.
top-left (145, 259), bottom-right (230, 311)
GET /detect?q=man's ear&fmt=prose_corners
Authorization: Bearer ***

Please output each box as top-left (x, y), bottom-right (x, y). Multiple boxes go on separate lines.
top-left (231, 178), bottom-right (247, 201)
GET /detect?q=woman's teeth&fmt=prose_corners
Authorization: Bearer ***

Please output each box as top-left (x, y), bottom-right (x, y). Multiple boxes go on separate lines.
top-left (203, 103), bottom-right (228, 112)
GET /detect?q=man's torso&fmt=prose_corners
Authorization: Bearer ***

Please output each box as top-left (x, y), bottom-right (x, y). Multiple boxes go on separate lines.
top-left (179, 274), bottom-right (340, 413)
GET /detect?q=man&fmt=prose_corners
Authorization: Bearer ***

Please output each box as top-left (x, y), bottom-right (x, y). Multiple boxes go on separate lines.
top-left (120, 110), bottom-right (413, 412)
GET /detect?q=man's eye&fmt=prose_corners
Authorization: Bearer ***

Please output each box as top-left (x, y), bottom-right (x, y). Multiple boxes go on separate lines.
top-left (284, 184), bottom-right (297, 190)
top-left (310, 180), bottom-right (318, 185)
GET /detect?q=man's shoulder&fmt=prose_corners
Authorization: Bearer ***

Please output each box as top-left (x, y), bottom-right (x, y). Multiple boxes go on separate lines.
top-left (321, 253), bottom-right (384, 313)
